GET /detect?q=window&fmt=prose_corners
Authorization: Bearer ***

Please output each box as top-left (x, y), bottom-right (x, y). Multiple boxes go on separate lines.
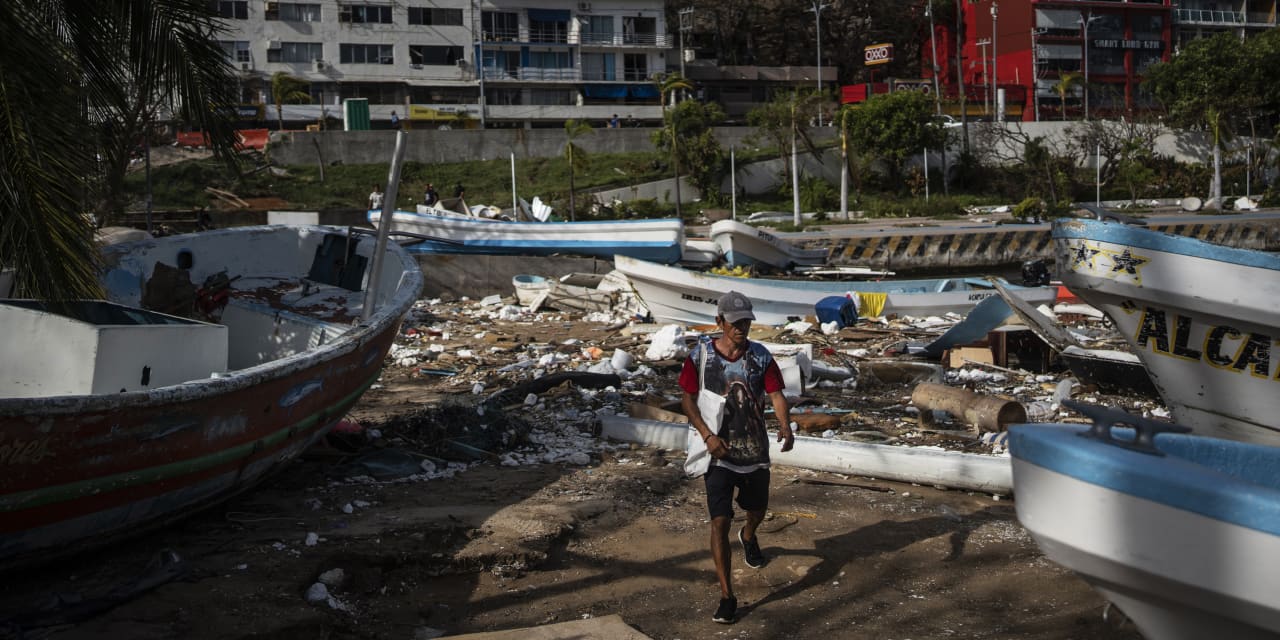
top-left (485, 88), bottom-right (523, 105)
top-left (528, 89), bottom-right (574, 105)
top-left (623, 16), bottom-right (656, 45)
top-left (219, 40), bottom-right (252, 63)
top-left (410, 86), bottom-right (477, 104)
top-left (482, 50), bottom-right (520, 79)
top-left (581, 16), bottom-right (614, 44)
top-left (581, 53), bottom-right (615, 81)
top-left (623, 53), bottom-right (648, 81)
top-left (268, 3), bottom-right (321, 22)
top-left (483, 12), bottom-right (519, 41)
top-left (341, 43), bottom-right (394, 64)
top-left (267, 42), bottom-right (323, 63)
top-left (210, 0), bottom-right (248, 20)
top-left (409, 45), bottom-right (463, 65)
top-left (336, 82), bottom-right (401, 104)
top-left (339, 4), bottom-right (392, 24)
top-left (529, 18), bottom-right (568, 44)
top-left (408, 7), bottom-right (463, 26)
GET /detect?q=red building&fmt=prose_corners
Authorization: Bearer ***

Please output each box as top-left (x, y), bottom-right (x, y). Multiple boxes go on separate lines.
top-left (929, 0), bottom-right (1177, 121)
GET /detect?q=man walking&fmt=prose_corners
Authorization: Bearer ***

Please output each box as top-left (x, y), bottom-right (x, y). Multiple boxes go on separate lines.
top-left (680, 291), bottom-right (794, 624)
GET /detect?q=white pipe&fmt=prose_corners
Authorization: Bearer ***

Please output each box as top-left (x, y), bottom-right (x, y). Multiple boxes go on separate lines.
top-left (511, 152), bottom-right (518, 217)
top-left (731, 146), bottom-right (737, 221)
top-left (600, 415), bottom-right (1012, 493)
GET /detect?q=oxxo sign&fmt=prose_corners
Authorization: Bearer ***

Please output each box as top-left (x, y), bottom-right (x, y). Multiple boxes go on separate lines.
top-left (864, 43), bottom-right (893, 66)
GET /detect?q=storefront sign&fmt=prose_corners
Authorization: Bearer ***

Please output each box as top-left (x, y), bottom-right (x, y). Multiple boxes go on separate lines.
top-left (864, 43), bottom-right (894, 65)
top-left (1093, 39), bottom-right (1162, 50)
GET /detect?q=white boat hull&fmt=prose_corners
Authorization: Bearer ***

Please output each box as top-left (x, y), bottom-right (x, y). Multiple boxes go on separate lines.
top-left (615, 255), bottom-right (1058, 326)
top-left (1053, 218), bottom-right (1280, 445)
top-left (710, 220), bottom-right (828, 269)
top-left (1011, 422), bottom-right (1280, 639)
top-left (370, 209), bottom-right (684, 264)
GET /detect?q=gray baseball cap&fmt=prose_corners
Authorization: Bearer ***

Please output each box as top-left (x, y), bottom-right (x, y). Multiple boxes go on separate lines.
top-left (717, 291), bottom-right (756, 323)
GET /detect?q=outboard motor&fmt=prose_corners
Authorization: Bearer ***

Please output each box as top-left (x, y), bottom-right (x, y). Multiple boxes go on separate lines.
top-left (1021, 259), bottom-right (1051, 287)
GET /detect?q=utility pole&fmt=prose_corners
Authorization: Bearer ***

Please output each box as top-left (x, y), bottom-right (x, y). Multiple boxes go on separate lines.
top-left (1031, 28), bottom-right (1045, 122)
top-left (991, 2), bottom-right (999, 121)
top-left (976, 38), bottom-right (991, 115)
top-left (956, 0), bottom-right (970, 154)
top-left (678, 7), bottom-right (693, 89)
top-left (808, 0), bottom-right (832, 125)
top-left (474, 0), bottom-right (486, 128)
top-left (1080, 10), bottom-right (1100, 120)
top-left (926, 1), bottom-right (941, 115)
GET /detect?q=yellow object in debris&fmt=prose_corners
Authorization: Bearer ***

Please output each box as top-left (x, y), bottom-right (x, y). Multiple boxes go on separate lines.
top-left (855, 291), bottom-right (887, 318)
top-left (772, 510), bottom-right (817, 519)
top-left (709, 265), bottom-right (751, 278)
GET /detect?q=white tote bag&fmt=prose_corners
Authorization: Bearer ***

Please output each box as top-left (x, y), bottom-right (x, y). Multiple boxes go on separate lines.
top-left (684, 343), bottom-right (725, 478)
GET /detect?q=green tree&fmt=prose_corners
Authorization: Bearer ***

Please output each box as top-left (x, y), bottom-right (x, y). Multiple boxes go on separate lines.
top-left (844, 91), bottom-right (945, 190)
top-left (1, 0), bottom-right (241, 302)
top-left (1145, 32), bottom-right (1254, 208)
top-left (562, 119), bottom-right (594, 221)
top-left (746, 90), bottom-right (822, 225)
top-left (650, 100), bottom-right (727, 208)
top-left (655, 72), bottom-right (693, 216)
top-left (1053, 73), bottom-right (1083, 121)
top-left (271, 72), bottom-right (313, 131)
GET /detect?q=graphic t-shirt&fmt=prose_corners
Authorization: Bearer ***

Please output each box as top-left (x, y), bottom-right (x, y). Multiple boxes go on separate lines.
top-left (369, 191), bottom-right (383, 209)
top-left (679, 337), bottom-right (785, 472)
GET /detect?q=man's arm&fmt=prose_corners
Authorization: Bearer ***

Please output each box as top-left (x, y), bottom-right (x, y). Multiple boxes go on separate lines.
top-left (768, 390), bottom-right (795, 452)
top-left (683, 391), bottom-right (728, 458)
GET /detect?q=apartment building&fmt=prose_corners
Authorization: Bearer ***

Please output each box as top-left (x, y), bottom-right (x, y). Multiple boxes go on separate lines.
top-left (914, 0), bottom-right (1277, 121)
top-left (212, 0), bottom-right (672, 128)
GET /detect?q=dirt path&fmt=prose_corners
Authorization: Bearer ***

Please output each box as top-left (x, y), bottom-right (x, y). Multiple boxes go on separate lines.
top-left (0, 302), bottom-right (1145, 640)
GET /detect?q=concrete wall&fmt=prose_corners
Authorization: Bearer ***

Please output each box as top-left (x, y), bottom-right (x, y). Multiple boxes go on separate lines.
top-left (414, 253), bottom-right (613, 299)
top-left (267, 126), bottom-right (829, 166)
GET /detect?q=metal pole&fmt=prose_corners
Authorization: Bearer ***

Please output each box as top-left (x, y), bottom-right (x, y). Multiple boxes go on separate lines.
top-left (927, 2), bottom-right (941, 116)
top-left (1095, 143), bottom-right (1101, 206)
top-left (977, 39), bottom-right (991, 115)
top-left (991, 2), bottom-right (999, 122)
top-left (678, 8), bottom-right (693, 97)
top-left (364, 130), bottom-right (408, 322)
top-left (510, 152), bottom-right (518, 217)
top-left (957, 2), bottom-right (970, 154)
top-left (924, 148), bottom-right (930, 202)
top-left (475, 0), bottom-right (486, 128)
top-left (144, 118), bottom-right (153, 235)
top-left (731, 146), bottom-right (738, 221)
top-left (1031, 28), bottom-right (1040, 122)
top-left (791, 132), bottom-right (801, 226)
top-left (1246, 147), bottom-right (1251, 199)
top-left (1082, 11), bottom-right (1090, 121)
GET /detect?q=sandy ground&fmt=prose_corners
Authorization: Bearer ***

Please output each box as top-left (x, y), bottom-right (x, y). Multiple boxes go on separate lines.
top-left (0, 301), bottom-right (1146, 640)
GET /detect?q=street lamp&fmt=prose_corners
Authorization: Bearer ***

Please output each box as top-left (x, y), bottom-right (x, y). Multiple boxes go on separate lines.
top-left (1079, 11), bottom-right (1102, 120)
top-left (808, 0), bottom-right (832, 126)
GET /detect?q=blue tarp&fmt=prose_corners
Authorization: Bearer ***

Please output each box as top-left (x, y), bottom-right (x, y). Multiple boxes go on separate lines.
top-left (583, 85), bottom-right (627, 98)
top-left (628, 84), bottom-right (659, 98)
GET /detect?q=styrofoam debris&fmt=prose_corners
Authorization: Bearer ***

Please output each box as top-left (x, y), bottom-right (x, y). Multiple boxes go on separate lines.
top-left (784, 321), bottom-right (813, 335)
top-left (305, 532), bottom-right (319, 547)
top-left (319, 568), bottom-right (345, 587)
top-left (305, 582), bottom-right (330, 603)
top-left (645, 324), bottom-right (689, 361)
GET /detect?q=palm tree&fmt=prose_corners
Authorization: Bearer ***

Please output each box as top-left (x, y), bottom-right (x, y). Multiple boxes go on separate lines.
top-left (271, 72), bottom-right (313, 131)
top-left (1054, 73), bottom-right (1083, 121)
top-left (1, 0), bottom-right (241, 302)
top-left (562, 119), bottom-right (594, 221)
top-left (656, 72), bottom-right (692, 217)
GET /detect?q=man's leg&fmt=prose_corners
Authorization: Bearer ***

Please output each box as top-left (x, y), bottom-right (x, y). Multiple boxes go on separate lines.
top-left (736, 469), bottom-right (771, 568)
top-left (710, 515), bottom-right (733, 598)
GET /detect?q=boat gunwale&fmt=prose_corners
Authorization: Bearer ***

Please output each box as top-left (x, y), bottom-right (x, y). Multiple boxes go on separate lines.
top-left (0, 225), bottom-right (424, 416)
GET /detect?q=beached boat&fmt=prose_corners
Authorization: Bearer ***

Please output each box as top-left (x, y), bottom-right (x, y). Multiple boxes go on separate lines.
top-left (369, 208), bottom-right (684, 264)
top-left (709, 220), bottom-right (829, 269)
top-left (1052, 216), bottom-right (1280, 445)
top-left (0, 225), bottom-right (423, 568)
top-left (614, 255), bottom-right (1058, 326)
top-left (1010, 401), bottom-right (1280, 639)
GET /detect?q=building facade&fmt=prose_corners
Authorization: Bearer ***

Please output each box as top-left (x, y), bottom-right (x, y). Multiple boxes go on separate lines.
top-left (911, 0), bottom-right (1276, 121)
top-left (212, 0), bottom-right (672, 128)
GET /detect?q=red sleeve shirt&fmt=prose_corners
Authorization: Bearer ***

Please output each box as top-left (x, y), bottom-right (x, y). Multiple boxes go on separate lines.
top-left (679, 351), bottom-right (786, 394)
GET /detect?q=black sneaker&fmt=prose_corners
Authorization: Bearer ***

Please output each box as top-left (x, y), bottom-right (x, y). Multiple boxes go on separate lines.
top-left (739, 528), bottom-right (766, 568)
top-left (713, 596), bottom-right (737, 624)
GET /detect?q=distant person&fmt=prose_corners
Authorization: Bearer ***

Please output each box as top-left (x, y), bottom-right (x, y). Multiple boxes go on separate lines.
top-left (625, 114), bottom-right (636, 128)
top-left (610, 113), bottom-right (620, 128)
top-left (453, 182), bottom-right (465, 199)
top-left (390, 111), bottom-right (400, 129)
top-left (368, 184), bottom-right (384, 211)
top-left (424, 183), bottom-right (439, 207)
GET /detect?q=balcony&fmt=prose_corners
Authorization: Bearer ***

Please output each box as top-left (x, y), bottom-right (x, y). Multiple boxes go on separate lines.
top-left (482, 67), bottom-right (582, 82)
top-left (480, 28), bottom-right (671, 48)
top-left (1173, 8), bottom-right (1245, 25)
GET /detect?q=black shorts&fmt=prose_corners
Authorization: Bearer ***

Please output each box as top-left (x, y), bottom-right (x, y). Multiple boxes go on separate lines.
top-left (704, 466), bottom-right (770, 520)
